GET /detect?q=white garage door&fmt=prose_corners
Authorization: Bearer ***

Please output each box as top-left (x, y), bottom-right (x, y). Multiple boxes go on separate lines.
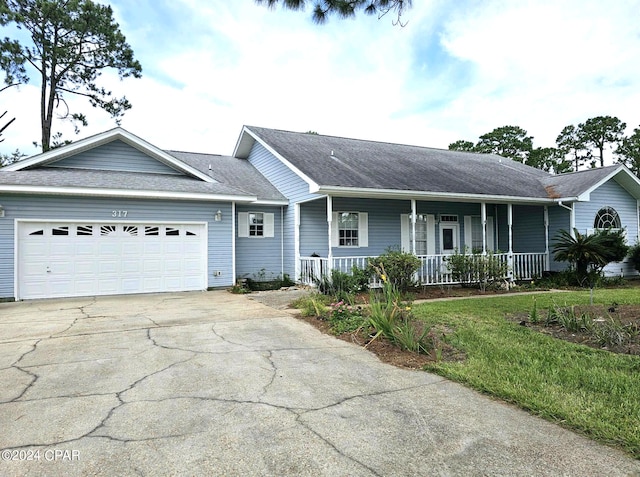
top-left (17, 222), bottom-right (207, 300)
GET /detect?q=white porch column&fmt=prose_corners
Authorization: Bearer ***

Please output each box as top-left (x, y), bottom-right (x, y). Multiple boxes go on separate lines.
top-left (411, 199), bottom-right (417, 255)
top-left (327, 196), bottom-right (333, 269)
top-left (507, 203), bottom-right (514, 280)
top-left (544, 206), bottom-right (550, 270)
top-left (481, 202), bottom-right (487, 255)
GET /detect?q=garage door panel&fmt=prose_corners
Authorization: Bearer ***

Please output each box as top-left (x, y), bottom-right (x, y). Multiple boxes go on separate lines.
top-left (18, 222), bottom-right (207, 299)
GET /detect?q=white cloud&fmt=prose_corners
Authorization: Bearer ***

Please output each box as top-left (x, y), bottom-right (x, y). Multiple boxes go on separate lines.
top-left (2, 0), bottom-right (639, 161)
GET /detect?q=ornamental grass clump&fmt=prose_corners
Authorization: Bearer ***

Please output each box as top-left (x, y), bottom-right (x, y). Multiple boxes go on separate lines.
top-left (367, 263), bottom-right (431, 354)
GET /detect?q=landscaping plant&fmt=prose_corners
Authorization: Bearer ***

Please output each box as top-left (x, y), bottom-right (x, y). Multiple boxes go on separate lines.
top-left (367, 249), bottom-right (421, 293)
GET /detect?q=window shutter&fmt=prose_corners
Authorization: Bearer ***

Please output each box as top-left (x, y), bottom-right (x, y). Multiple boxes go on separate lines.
top-left (464, 216), bottom-right (473, 252)
top-left (426, 214), bottom-right (436, 255)
top-left (238, 212), bottom-right (249, 237)
top-left (264, 213), bottom-right (275, 238)
top-left (331, 212), bottom-right (339, 247)
top-left (400, 214), bottom-right (410, 252)
top-left (358, 212), bottom-right (368, 247)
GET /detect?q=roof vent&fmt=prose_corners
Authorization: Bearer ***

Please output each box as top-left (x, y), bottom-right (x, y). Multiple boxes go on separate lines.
top-left (330, 150), bottom-right (334, 156)
top-left (208, 164), bottom-right (212, 171)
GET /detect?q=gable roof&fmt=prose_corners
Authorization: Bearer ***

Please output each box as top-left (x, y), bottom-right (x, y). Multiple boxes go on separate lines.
top-left (542, 165), bottom-right (640, 201)
top-left (0, 128), bottom-right (287, 204)
top-left (3, 128), bottom-right (214, 183)
top-left (235, 126), bottom-right (640, 204)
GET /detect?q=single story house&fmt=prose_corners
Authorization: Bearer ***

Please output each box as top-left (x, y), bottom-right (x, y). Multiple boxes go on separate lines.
top-left (1, 126), bottom-right (639, 300)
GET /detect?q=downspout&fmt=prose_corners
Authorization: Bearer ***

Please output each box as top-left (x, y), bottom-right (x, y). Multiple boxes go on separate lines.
top-left (557, 201), bottom-right (575, 237)
top-left (327, 196), bottom-right (333, 271)
top-left (232, 202), bottom-right (236, 285)
top-left (507, 203), bottom-right (513, 281)
top-left (544, 206), bottom-right (549, 270)
top-left (281, 206), bottom-right (284, 279)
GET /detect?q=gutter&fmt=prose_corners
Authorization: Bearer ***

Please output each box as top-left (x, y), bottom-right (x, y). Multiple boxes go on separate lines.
top-left (313, 185), bottom-right (556, 205)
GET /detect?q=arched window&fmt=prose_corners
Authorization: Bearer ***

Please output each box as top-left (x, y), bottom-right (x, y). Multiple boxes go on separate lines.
top-left (593, 206), bottom-right (621, 229)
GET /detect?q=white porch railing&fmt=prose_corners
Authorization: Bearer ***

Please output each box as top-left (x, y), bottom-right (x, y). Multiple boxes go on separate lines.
top-left (299, 252), bottom-right (548, 286)
top-left (511, 252), bottom-right (547, 280)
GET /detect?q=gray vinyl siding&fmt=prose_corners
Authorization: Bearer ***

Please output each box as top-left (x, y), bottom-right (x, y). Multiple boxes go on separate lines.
top-left (48, 140), bottom-right (182, 175)
top-left (300, 199), bottom-right (329, 257)
top-left (330, 198), bottom-right (406, 257)
top-left (235, 205), bottom-right (284, 280)
top-left (300, 199), bottom-right (497, 257)
top-left (0, 194), bottom-right (233, 298)
top-left (547, 205), bottom-right (571, 271)
top-left (247, 142), bottom-right (321, 277)
top-left (511, 205), bottom-right (546, 254)
top-left (575, 178), bottom-right (639, 276)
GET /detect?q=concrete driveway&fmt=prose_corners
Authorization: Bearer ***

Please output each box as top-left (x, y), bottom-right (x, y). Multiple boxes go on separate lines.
top-left (0, 291), bottom-right (638, 477)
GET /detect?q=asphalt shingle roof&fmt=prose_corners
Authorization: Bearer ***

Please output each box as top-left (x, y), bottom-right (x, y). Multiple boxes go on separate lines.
top-left (0, 148), bottom-right (287, 202)
top-left (541, 165), bottom-right (619, 198)
top-left (0, 167), bottom-right (253, 197)
top-left (167, 151), bottom-right (286, 202)
top-left (246, 126), bottom-right (554, 199)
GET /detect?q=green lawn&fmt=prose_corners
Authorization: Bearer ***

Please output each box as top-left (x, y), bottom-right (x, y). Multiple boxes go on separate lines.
top-left (413, 288), bottom-right (640, 459)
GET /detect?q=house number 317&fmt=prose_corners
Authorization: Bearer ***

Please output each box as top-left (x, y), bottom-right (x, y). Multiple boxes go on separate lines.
top-left (112, 210), bottom-right (128, 218)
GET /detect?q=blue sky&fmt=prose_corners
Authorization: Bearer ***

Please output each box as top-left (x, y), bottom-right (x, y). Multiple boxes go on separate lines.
top-left (2, 0), bottom-right (640, 162)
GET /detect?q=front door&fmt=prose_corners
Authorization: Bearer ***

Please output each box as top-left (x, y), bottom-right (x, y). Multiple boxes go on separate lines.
top-left (440, 224), bottom-right (459, 254)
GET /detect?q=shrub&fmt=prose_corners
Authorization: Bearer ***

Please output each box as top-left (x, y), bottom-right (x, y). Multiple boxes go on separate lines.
top-left (628, 242), bottom-right (640, 273)
top-left (315, 269), bottom-right (365, 303)
top-left (292, 293), bottom-right (330, 318)
top-left (447, 249), bottom-right (509, 291)
top-left (328, 300), bottom-right (365, 334)
top-left (367, 249), bottom-right (421, 293)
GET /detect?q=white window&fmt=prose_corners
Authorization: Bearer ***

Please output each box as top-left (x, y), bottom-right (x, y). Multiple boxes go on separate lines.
top-left (594, 206), bottom-right (621, 230)
top-left (238, 212), bottom-right (275, 238)
top-left (249, 212), bottom-right (264, 236)
top-left (331, 212), bottom-right (368, 248)
top-left (400, 214), bottom-right (435, 255)
top-left (464, 216), bottom-right (495, 253)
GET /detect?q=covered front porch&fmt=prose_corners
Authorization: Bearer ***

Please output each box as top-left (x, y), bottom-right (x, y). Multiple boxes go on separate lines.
top-left (299, 252), bottom-right (548, 286)
top-left (294, 194), bottom-right (561, 287)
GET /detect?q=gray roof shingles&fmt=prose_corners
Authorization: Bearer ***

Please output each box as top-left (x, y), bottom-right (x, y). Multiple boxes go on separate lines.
top-left (246, 126), bottom-right (570, 199)
top-left (0, 149), bottom-right (287, 202)
top-left (167, 151), bottom-right (286, 202)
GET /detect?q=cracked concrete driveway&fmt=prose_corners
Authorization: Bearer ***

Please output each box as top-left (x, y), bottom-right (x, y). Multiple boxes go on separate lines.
top-left (1, 291), bottom-right (639, 477)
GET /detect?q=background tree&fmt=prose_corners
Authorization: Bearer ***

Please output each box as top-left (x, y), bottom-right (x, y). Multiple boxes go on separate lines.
top-left (448, 139), bottom-right (475, 152)
top-left (0, 148), bottom-right (24, 166)
top-left (255, 0), bottom-right (412, 24)
top-left (526, 146), bottom-right (572, 173)
top-left (577, 116), bottom-right (626, 168)
top-left (474, 125), bottom-right (533, 163)
top-left (556, 124), bottom-right (591, 171)
top-left (615, 126), bottom-right (640, 176)
top-left (0, 0), bottom-right (142, 152)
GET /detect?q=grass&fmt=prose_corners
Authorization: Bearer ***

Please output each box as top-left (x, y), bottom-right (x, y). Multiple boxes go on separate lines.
top-left (413, 288), bottom-right (640, 459)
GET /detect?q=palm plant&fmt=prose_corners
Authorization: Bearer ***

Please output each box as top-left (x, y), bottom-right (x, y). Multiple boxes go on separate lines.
top-left (552, 228), bottom-right (627, 286)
